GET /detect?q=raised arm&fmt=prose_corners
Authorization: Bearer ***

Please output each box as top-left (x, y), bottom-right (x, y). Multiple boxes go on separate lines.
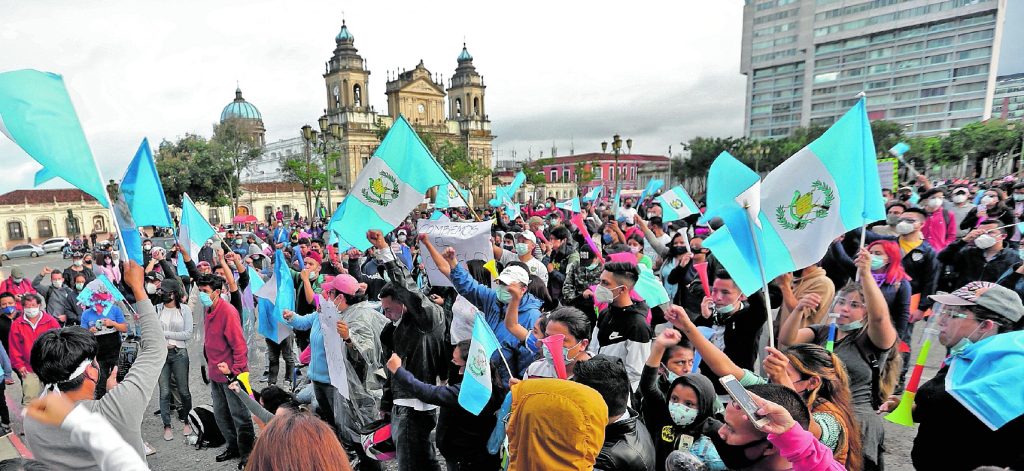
top-left (635, 217), bottom-right (669, 258)
top-left (216, 250), bottom-right (238, 293)
top-left (503, 282), bottom-right (531, 342)
top-left (417, 233), bottom-right (452, 279)
top-left (854, 249), bottom-right (898, 350)
top-left (664, 305), bottom-right (745, 380)
top-left (778, 293), bottom-right (820, 347)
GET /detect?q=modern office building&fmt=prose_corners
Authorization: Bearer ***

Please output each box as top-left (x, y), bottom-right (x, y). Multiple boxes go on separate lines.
top-left (741, 0), bottom-right (1008, 138)
top-left (991, 73), bottom-right (1024, 121)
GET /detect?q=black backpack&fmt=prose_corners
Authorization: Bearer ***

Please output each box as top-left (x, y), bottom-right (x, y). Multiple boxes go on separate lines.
top-left (186, 405), bottom-right (225, 449)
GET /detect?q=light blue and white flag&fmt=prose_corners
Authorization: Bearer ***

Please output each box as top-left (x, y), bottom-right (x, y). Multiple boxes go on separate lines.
top-left (429, 210), bottom-right (450, 222)
top-left (459, 313), bottom-right (501, 415)
top-left (177, 193), bottom-right (217, 259)
top-left (582, 185), bottom-right (604, 202)
top-left (612, 184), bottom-right (622, 213)
top-left (0, 70), bottom-right (109, 207)
top-left (254, 250), bottom-right (295, 343)
top-left (700, 152), bottom-right (765, 295)
top-left (327, 116), bottom-right (448, 250)
top-left (889, 142), bottom-right (910, 158)
top-left (656, 186), bottom-right (700, 223)
top-left (436, 182), bottom-right (470, 209)
top-left (491, 171), bottom-right (526, 207)
top-left (502, 195), bottom-right (521, 220)
top-left (947, 331), bottom-right (1024, 430)
top-left (555, 197), bottom-right (581, 213)
top-left (122, 138), bottom-right (173, 227)
top-left (640, 179), bottom-right (664, 203)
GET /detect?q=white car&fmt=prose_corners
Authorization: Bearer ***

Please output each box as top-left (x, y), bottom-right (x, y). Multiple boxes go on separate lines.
top-left (40, 237), bottom-right (70, 253)
top-left (1, 244), bottom-right (46, 260)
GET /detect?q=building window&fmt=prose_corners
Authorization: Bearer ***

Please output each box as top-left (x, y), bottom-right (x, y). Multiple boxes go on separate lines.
top-left (814, 72), bottom-right (838, 84)
top-left (455, 98), bottom-right (462, 117)
top-left (562, 168), bottom-right (570, 182)
top-left (37, 219), bottom-right (53, 238)
top-left (867, 64), bottom-right (890, 75)
top-left (208, 209), bottom-right (220, 226)
top-left (919, 103), bottom-right (946, 114)
top-left (917, 121), bottom-right (943, 132)
top-left (949, 98), bottom-right (984, 112)
top-left (66, 217), bottom-right (80, 237)
top-left (921, 86), bottom-right (947, 98)
top-left (264, 206), bottom-right (274, 221)
top-left (892, 106), bottom-right (917, 118)
top-left (353, 84), bottom-right (362, 107)
top-left (282, 205), bottom-right (291, 217)
top-left (92, 216), bottom-right (106, 233)
top-left (473, 97), bottom-right (480, 116)
top-left (550, 169), bottom-right (557, 182)
top-left (7, 221), bottom-right (24, 240)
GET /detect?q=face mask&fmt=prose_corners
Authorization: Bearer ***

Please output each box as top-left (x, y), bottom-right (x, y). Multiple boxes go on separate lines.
top-left (1013, 194), bottom-right (1024, 202)
top-left (925, 198), bottom-right (942, 209)
top-left (143, 244), bottom-right (152, 250)
top-left (895, 221), bottom-right (916, 235)
top-left (542, 341), bottom-right (581, 364)
top-left (24, 308), bottom-right (40, 319)
top-left (669, 246), bottom-right (688, 257)
top-left (74, 260), bottom-right (83, 267)
top-left (885, 214), bottom-right (901, 226)
top-left (898, 194), bottom-right (911, 201)
top-left (709, 434), bottom-right (769, 470)
top-left (198, 292), bottom-right (215, 308)
top-left (84, 259), bottom-right (93, 265)
top-left (595, 285), bottom-right (617, 304)
top-left (514, 243), bottom-right (530, 256)
top-left (221, 293), bottom-right (231, 302)
top-left (52, 280), bottom-right (64, 289)
top-left (161, 292), bottom-right (176, 304)
top-left (75, 282), bottom-right (85, 290)
top-left (981, 196), bottom-right (996, 206)
top-left (870, 255), bottom-right (887, 270)
top-left (715, 302), bottom-right (736, 315)
top-left (668, 402), bottom-right (699, 427)
top-left (952, 194), bottom-right (968, 204)
top-left (146, 284), bottom-right (157, 294)
top-left (584, 261), bottom-right (601, 271)
top-left (974, 234), bottom-right (997, 249)
top-left (1, 306), bottom-right (15, 315)
top-left (397, 235), bottom-right (407, 243)
top-left (12, 277), bottom-right (22, 284)
top-left (629, 246), bottom-right (641, 254)
top-left (602, 234), bottom-right (613, 244)
top-left (546, 202), bottom-right (554, 209)
top-left (664, 366), bottom-right (681, 384)
top-left (495, 286), bottom-right (512, 304)
top-left (837, 319), bottom-right (863, 332)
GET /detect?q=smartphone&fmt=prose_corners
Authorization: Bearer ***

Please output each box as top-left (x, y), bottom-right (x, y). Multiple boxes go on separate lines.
top-left (719, 374), bottom-right (769, 429)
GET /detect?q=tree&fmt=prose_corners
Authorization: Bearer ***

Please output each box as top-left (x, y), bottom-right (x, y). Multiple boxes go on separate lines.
top-left (155, 134), bottom-right (235, 208)
top-left (522, 159), bottom-right (546, 186)
top-left (210, 118), bottom-right (263, 217)
top-left (419, 133), bottom-right (492, 190)
top-left (279, 149), bottom-right (338, 219)
top-left (870, 120), bottom-right (906, 156)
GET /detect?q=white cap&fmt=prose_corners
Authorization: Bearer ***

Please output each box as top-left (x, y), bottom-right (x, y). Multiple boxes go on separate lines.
top-left (497, 265), bottom-right (530, 286)
top-left (516, 231), bottom-right (537, 244)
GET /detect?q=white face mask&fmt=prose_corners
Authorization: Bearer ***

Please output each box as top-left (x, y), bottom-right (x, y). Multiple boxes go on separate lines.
top-left (952, 194), bottom-right (968, 204)
top-left (146, 284), bottom-right (157, 294)
top-left (981, 196), bottom-right (997, 206)
top-left (595, 285), bottom-right (619, 304)
top-left (974, 234), bottom-right (997, 250)
top-left (925, 198), bottom-right (942, 209)
top-left (24, 307), bottom-right (41, 319)
top-left (895, 221), bottom-right (916, 235)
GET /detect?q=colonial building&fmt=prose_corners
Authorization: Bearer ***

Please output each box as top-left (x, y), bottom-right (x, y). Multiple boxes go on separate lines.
top-left (0, 184), bottom-right (345, 249)
top-left (322, 21), bottom-right (495, 201)
top-left (220, 86), bottom-right (266, 147)
top-left (538, 153), bottom-right (670, 194)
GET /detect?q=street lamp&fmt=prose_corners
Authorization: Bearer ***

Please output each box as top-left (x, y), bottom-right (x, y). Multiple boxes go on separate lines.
top-left (301, 111), bottom-right (342, 219)
top-left (601, 134), bottom-right (632, 191)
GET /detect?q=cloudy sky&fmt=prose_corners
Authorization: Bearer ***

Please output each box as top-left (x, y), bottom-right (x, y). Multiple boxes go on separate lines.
top-left (1, 0), bottom-right (1021, 195)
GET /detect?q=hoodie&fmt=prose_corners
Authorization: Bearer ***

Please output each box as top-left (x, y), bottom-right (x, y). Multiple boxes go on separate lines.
top-left (654, 374), bottom-right (724, 469)
top-left (450, 264), bottom-right (543, 376)
top-left (590, 300), bottom-right (653, 391)
top-left (507, 378), bottom-right (607, 471)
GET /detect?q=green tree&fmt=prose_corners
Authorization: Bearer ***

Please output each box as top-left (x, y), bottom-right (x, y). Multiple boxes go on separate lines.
top-left (869, 120), bottom-right (906, 156)
top-left (155, 134), bottom-right (235, 208)
top-left (942, 119), bottom-right (1023, 161)
top-left (419, 133), bottom-right (492, 190)
top-left (522, 159), bottom-right (546, 186)
top-left (279, 150), bottom-right (338, 218)
top-left (210, 118), bottom-right (263, 217)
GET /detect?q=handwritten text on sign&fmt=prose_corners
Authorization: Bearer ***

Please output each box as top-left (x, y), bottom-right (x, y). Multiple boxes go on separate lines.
top-left (417, 219), bottom-right (494, 287)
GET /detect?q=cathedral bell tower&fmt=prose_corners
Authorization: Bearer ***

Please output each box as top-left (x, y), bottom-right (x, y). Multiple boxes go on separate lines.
top-left (324, 20), bottom-right (370, 115)
top-left (446, 44), bottom-right (487, 122)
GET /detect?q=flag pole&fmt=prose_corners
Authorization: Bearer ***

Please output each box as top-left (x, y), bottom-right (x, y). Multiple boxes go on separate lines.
top-left (495, 345), bottom-right (514, 379)
top-left (439, 172), bottom-right (481, 222)
top-left (85, 146), bottom-right (139, 317)
top-left (743, 204), bottom-right (776, 350)
top-left (855, 222), bottom-right (868, 282)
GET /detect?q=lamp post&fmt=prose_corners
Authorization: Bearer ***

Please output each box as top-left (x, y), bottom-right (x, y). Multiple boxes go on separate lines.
top-left (601, 135), bottom-right (632, 191)
top-left (301, 111), bottom-right (342, 220)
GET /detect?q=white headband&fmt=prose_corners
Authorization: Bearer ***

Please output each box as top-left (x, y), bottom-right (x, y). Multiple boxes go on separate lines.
top-left (41, 358), bottom-right (94, 395)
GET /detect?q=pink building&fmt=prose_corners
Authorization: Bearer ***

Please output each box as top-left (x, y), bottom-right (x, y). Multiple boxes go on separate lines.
top-left (539, 153), bottom-right (669, 192)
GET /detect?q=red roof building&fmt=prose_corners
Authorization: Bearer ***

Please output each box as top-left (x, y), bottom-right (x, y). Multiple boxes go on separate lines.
top-left (538, 153), bottom-right (669, 191)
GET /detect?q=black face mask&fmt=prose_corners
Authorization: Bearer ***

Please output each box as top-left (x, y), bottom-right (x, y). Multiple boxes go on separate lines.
top-left (709, 433), bottom-right (769, 470)
top-left (669, 245), bottom-right (689, 257)
top-left (161, 292), bottom-right (176, 304)
top-left (898, 194), bottom-right (911, 201)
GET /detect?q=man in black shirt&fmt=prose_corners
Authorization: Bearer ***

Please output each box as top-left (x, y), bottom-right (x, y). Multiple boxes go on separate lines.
top-left (693, 270), bottom-right (767, 394)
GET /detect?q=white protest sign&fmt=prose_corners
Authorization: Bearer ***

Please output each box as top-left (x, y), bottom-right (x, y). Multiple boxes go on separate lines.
top-left (318, 300), bottom-right (351, 399)
top-left (417, 219), bottom-right (494, 287)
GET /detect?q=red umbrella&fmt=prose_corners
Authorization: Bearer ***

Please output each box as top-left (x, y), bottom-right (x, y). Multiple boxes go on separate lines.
top-left (232, 215), bottom-right (257, 224)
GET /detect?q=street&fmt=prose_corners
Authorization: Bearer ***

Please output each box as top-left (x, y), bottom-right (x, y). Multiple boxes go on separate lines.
top-left (2, 254), bottom-right (930, 470)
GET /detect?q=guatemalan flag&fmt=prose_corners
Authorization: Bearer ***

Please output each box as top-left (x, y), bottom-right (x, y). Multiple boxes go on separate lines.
top-left (459, 313), bottom-right (501, 415)
top-left (327, 116), bottom-right (449, 250)
top-left (656, 186), bottom-right (700, 223)
top-left (118, 138), bottom-right (174, 264)
top-left (491, 171), bottom-right (526, 208)
top-left (178, 193), bottom-right (217, 258)
top-left (435, 182), bottom-right (470, 209)
top-left (582, 185), bottom-right (604, 202)
top-left (556, 197), bottom-right (581, 213)
top-left (640, 179), bottom-right (664, 202)
top-left (0, 70), bottom-right (110, 208)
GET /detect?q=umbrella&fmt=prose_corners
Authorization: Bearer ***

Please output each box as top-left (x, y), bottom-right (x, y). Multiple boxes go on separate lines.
top-left (233, 215), bottom-right (257, 224)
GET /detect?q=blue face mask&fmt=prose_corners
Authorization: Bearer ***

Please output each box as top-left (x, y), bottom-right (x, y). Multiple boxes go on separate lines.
top-left (198, 292), bottom-right (215, 308)
top-left (870, 255), bottom-right (887, 270)
top-left (542, 341), bottom-right (582, 364)
top-left (1, 306), bottom-right (14, 315)
top-left (668, 402), bottom-right (699, 427)
top-left (949, 325), bottom-right (982, 358)
top-left (664, 365), bottom-right (681, 383)
top-left (495, 286), bottom-right (512, 304)
top-left (715, 303), bottom-right (736, 315)
top-left (837, 319), bottom-right (863, 332)
top-left (602, 234), bottom-right (613, 244)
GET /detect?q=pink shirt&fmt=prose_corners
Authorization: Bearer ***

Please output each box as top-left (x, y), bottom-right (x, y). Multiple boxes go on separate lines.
top-left (921, 209), bottom-right (956, 252)
top-left (768, 423), bottom-right (845, 471)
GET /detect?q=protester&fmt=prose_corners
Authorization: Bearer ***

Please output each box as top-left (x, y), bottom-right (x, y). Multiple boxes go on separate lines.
top-left (522, 306), bottom-right (592, 379)
top-left (244, 408), bottom-right (353, 471)
top-left (32, 267), bottom-right (82, 326)
top-left (959, 186), bottom-right (1017, 230)
top-left (63, 253), bottom-right (96, 287)
top-left (692, 270), bottom-right (767, 391)
top-left (9, 293), bottom-right (60, 405)
top-left (880, 281), bottom-right (1024, 470)
top-left (938, 220), bottom-right (1020, 288)
top-left (156, 277), bottom-right (194, 441)
top-left (79, 287), bottom-right (128, 399)
top-left (864, 207), bottom-right (940, 317)
top-left (0, 292), bottom-right (18, 356)
top-left (561, 243), bottom-right (603, 320)
top-left (24, 260), bottom-right (166, 469)
top-left (589, 262), bottom-right (652, 392)
top-left (505, 378), bottom-right (608, 471)
top-left (574, 354), bottom-right (657, 471)
top-left (918, 187), bottom-right (957, 251)
top-left (776, 264), bottom-right (836, 331)
top-left (0, 268), bottom-right (36, 310)
top-left (494, 231), bottom-right (549, 285)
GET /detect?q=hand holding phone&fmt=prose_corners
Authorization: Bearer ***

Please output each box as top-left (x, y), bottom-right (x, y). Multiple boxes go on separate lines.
top-left (719, 374), bottom-right (769, 429)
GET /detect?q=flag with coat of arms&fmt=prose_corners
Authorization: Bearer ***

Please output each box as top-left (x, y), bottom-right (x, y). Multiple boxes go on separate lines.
top-left (327, 115), bottom-right (450, 250)
top-left (656, 186), bottom-right (700, 223)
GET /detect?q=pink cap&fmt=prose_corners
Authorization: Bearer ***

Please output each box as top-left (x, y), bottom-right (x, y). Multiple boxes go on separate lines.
top-left (323, 274), bottom-right (364, 295)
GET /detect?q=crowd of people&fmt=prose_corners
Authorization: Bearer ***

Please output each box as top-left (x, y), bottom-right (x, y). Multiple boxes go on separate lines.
top-left (0, 176), bottom-right (1023, 471)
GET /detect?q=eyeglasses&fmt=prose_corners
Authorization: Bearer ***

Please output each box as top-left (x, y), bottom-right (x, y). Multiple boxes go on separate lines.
top-left (834, 297), bottom-right (865, 310)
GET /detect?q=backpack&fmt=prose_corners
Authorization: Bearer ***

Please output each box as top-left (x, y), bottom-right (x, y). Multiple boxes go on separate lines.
top-left (186, 405), bottom-right (225, 449)
top-left (359, 418), bottom-right (396, 461)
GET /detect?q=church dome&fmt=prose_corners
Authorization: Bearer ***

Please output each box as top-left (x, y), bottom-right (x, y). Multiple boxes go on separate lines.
top-left (220, 87), bottom-right (262, 121)
top-left (336, 20), bottom-right (354, 42)
top-left (457, 44), bottom-right (473, 62)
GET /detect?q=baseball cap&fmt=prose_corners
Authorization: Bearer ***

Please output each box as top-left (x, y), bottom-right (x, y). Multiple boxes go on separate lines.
top-left (527, 216), bottom-right (544, 226)
top-left (497, 265), bottom-right (530, 286)
top-left (929, 281), bottom-right (1024, 323)
top-left (323, 274), bottom-right (365, 296)
top-left (516, 231), bottom-right (537, 244)
top-left (11, 268), bottom-right (24, 279)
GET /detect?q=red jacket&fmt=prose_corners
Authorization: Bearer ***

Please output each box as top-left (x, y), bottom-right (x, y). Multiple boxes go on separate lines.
top-left (9, 313), bottom-right (60, 372)
top-left (0, 278), bottom-right (36, 311)
top-left (203, 298), bottom-right (248, 383)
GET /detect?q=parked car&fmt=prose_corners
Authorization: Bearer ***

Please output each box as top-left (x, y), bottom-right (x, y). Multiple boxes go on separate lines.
top-left (1, 244), bottom-right (46, 260)
top-left (40, 237), bottom-right (70, 253)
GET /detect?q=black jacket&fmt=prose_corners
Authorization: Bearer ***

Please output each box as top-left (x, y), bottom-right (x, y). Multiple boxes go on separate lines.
top-left (959, 205), bottom-right (1017, 233)
top-left (32, 275), bottom-right (82, 326)
top-left (938, 240), bottom-right (1021, 288)
top-left (595, 410), bottom-right (657, 471)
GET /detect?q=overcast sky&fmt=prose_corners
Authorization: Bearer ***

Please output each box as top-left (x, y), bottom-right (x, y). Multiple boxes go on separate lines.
top-left (1, 0), bottom-right (1021, 195)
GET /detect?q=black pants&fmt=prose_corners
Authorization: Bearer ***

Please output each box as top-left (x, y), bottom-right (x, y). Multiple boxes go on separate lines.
top-left (95, 356), bottom-right (117, 400)
top-left (265, 337), bottom-right (296, 385)
top-left (0, 381), bottom-right (10, 424)
top-left (294, 329), bottom-right (310, 353)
